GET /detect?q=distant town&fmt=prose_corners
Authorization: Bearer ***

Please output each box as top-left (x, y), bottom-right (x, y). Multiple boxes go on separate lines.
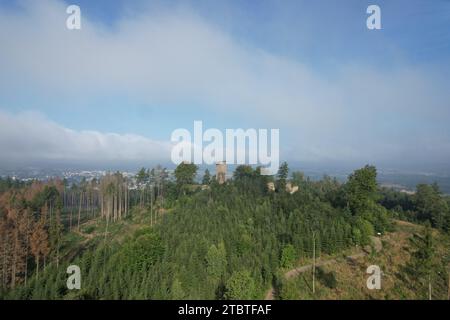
top-left (1, 166), bottom-right (450, 194)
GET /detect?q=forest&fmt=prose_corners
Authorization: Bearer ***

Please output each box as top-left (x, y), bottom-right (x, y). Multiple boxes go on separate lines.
top-left (0, 163), bottom-right (449, 300)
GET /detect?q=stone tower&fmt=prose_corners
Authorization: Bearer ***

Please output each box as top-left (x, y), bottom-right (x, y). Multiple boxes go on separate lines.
top-left (216, 162), bottom-right (227, 184)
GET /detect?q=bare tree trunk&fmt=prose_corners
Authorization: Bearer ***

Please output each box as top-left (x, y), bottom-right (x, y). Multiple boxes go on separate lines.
top-left (119, 186), bottom-right (122, 220)
top-left (11, 230), bottom-right (18, 289)
top-left (49, 201), bottom-right (52, 224)
top-left (110, 193), bottom-right (113, 222)
top-left (35, 256), bottom-right (39, 281)
top-left (24, 220), bottom-right (29, 286)
top-left (70, 192), bottom-right (74, 230)
top-left (312, 232), bottom-right (316, 295)
top-left (125, 184), bottom-right (128, 217)
top-left (447, 264), bottom-right (450, 300)
top-left (150, 186), bottom-right (153, 226)
top-left (86, 191), bottom-right (90, 218)
top-left (100, 192), bottom-right (104, 218)
top-left (428, 275), bottom-right (432, 300)
top-left (114, 192), bottom-right (117, 222)
top-left (77, 191), bottom-right (83, 231)
top-left (2, 241), bottom-right (7, 289)
top-left (91, 191), bottom-right (95, 217)
top-left (56, 226), bottom-right (60, 270)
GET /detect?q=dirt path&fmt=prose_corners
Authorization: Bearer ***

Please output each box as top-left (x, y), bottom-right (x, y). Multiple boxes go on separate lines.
top-left (62, 222), bottom-right (99, 262)
top-left (73, 228), bottom-right (95, 242)
top-left (264, 236), bottom-right (382, 300)
top-left (371, 236), bottom-right (382, 252)
top-left (264, 288), bottom-right (275, 300)
top-left (285, 259), bottom-right (337, 279)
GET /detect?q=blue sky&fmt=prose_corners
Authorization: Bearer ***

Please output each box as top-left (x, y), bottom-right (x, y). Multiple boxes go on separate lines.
top-left (0, 0), bottom-right (449, 171)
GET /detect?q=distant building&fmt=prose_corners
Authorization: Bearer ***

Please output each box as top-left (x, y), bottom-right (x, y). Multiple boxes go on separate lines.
top-left (267, 181), bottom-right (298, 194)
top-left (216, 162), bottom-right (227, 184)
top-left (286, 182), bottom-right (299, 194)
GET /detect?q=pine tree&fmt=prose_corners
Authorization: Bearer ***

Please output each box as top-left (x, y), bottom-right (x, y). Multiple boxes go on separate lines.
top-left (407, 224), bottom-right (435, 299)
top-left (202, 169), bottom-right (211, 185)
top-left (30, 216), bottom-right (50, 280)
top-left (277, 162), bottom-right (289, 191)
top-left (225, 270), bottom-right (256, 300)
top-left (280, 244), bottom-right (296, 269)
top-left (206, 242), bottom-right (227, 281)
top-left (170, 277), bottom-right (185, 299)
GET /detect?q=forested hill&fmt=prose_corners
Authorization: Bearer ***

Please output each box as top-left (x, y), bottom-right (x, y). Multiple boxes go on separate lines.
top-left (0, 164), bottom-right (449, 299)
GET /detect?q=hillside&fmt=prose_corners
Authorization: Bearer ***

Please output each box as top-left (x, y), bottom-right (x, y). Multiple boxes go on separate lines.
top-left (275, 220), bottom-right (450, 300)
top-left (1, 164), bottom-right (449, 300)
top-left (6, 213), bottom-right (448, 300)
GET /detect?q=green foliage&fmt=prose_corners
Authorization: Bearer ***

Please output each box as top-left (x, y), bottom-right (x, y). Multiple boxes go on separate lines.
top-left (117, 228), bottom-right (165, 272)
top-left (135, 167), bottom-right (149, 187)
top-left (280, 244), bottom-right (296, 269)
top-left (202, 169), bottom-right (211, 185)
top-left (317, 267), bottom-right (337, 289)
top-left (206, 242), bottom-right (227, 280)
top-left (174, 163), bottom-right (198, 187)
top-left (415, 184), bottom-right (449, 230)
top-left (9, 164), bottom-right (450, 300)
top-left (277, 162), bottom-right (289, 191)
top-left (225, 270), bottom-right (256, 300)
top-left (233, 165), bottom-right (254, 180)
top-left (0, 176), bottom-right (27, 193)
top-left (404, 224), bottom-right (438, 299)
top-left (170, 277), bottom-right (186, 300)
top-left (345, 165), bottom-right (378, 214)
top-left (379, 183), bottom-right (450, 233)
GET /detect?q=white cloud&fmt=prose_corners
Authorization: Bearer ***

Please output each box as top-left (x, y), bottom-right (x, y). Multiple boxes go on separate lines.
top-left (0, 111), bottom-right (171, 167)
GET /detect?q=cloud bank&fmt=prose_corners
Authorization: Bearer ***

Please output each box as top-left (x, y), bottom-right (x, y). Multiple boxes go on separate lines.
top-left (0, 111), bottom-right (171, 168)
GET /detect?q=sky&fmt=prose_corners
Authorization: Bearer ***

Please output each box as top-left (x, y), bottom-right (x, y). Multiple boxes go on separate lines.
top-left (0, 0), bottom-right (449, 172)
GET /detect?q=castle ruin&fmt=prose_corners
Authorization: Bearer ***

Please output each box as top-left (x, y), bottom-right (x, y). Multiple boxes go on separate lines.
top-left (216, 162), bottom-right (227, 184)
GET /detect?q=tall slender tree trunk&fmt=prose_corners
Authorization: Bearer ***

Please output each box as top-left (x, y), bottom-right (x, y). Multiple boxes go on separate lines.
top-left (77, 192), bottom-right (83, 231)
top-left (35, 256), bottom-right (39, 281)
top-left (70, 193), bottom-right (74, 230)
top-left (56, 245), bottom-right (59, 269)
top-left (100, 192), bottom-right (104, 218)
top-left (428, 275), bottom-right (432, 300)
top-left (24, 221), bottom-right (29, 286)
top-left (150, 186), bottom-right (153, 226)
top-left (118, 186), bottom-right (122, 220)
top-left (447, 264), bottom-right (450, 300)
top-left (11, 229), bottom-right (18, 289)
top-left (312, 232), bottom-right (316, 295)
top-left (113, 193), bottom-right (117, 222)
top-left (2, 241), bottom-right (7, 289)
top-left (125, 184), bottom-right (128, 217)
